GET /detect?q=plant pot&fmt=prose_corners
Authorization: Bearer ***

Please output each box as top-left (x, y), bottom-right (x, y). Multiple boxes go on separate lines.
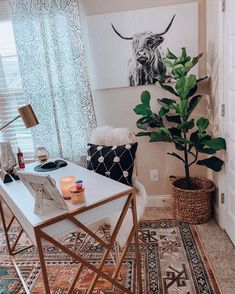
top-left (170, 176), bottom-right (215, 224)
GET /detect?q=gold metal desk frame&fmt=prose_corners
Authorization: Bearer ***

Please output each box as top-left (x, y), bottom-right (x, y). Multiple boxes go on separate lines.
top-left (0, 188), bottom-right (143, 293)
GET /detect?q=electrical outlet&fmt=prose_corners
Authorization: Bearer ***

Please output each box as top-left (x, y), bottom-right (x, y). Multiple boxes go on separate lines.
top-left (150, 169), bottom-right (159, 181)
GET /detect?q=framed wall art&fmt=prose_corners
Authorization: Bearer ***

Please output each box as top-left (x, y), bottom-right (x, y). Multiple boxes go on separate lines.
top-left (87, 2), bottom-right (198, 89)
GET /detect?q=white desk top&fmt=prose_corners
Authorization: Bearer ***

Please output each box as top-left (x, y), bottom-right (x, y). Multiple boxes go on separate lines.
top-left (0, 161), bottom-right (132, 243)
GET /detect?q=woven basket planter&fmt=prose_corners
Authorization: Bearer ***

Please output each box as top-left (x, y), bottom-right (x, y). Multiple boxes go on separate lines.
top-left (171, 177), bottom-right (215, 224)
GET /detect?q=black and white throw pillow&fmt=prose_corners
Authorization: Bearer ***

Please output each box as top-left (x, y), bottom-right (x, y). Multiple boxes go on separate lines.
top-left (86, 143), bottom-right (138, 186)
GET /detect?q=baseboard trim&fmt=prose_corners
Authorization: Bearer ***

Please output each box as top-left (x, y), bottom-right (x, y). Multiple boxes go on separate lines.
top-left (147, 194), bottom-right (173, 208)
top-left (213, 203), bottom-right (223, 227)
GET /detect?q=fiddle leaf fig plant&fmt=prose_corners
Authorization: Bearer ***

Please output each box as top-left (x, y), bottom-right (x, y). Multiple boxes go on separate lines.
top-left (134, 48), bottom-right (226, 189)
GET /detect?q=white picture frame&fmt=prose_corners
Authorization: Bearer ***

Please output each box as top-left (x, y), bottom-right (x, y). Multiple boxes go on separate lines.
top-left (17, 171), bottom-right (68, 215)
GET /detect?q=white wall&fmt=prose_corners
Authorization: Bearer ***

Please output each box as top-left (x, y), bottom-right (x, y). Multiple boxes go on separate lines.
top-left (80, 0), bottom-right (207, 195)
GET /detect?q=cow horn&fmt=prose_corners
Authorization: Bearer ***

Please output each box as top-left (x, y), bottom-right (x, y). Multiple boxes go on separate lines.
top-left (111, 23), bottom-right (133, 40)
top-left (157, 14), bottom-right (176, 36)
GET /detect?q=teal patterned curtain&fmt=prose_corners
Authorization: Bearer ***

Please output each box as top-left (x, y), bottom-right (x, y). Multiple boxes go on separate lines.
top-left (10, 0), bottom-right (96, 162)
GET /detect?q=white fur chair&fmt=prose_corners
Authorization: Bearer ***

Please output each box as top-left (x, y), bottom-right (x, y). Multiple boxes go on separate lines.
top-left (90, 126), bottom-right (147, 247)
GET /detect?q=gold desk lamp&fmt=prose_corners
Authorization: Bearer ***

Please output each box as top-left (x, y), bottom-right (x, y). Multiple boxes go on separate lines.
top-left (0, 104), bottom-right (39, 131)
top-left (0, 104), bottom-right (39, 183)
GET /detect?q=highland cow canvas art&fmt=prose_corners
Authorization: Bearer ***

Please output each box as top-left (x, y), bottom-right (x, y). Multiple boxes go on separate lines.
top-left (111, 15), bottom-right (175, 86)
top-left (88, 2), bottom-right (198, 89)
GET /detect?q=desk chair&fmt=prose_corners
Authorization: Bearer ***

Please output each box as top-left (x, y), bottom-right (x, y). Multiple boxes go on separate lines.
top-left (89, 126), bottom-right (147, 247)
top-left (72, 126), bottom-right (147, 278)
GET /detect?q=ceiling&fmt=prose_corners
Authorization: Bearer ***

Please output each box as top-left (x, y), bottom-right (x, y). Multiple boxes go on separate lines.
top-left (81, 0), bottom-right (197, 15)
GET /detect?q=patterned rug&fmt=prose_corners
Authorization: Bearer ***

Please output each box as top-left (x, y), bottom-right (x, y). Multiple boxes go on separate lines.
top-left (0, 220), bottom-right (220, 293)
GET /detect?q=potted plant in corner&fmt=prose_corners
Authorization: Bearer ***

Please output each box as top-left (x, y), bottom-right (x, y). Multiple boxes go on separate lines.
top-left (133, 48), bottom-right (226, 224)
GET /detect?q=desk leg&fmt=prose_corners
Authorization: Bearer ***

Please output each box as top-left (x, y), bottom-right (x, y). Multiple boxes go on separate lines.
top-left (131, 192), bottom-right (143, 294)
top-left (35, 228), bottom-right (51, 294)
top-left (0, 198), bottom-right (33, 294)
top-left (0, 200), bottom-right (11, 254)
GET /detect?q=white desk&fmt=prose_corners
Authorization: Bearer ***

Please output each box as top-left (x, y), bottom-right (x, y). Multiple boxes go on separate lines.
top-left (0, 161), bottom-right (142, 294)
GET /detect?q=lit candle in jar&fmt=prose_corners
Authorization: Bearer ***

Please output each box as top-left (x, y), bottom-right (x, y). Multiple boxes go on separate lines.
top-left (60, 176), bottom-right (76, 200)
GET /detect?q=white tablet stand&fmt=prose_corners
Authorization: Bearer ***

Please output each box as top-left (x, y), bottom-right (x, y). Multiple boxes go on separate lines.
top-left (17, 171), bottom-right (68, 215)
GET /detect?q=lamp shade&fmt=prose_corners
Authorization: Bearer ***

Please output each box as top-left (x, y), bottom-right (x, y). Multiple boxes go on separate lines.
top-left (18, 104), bottom-right (39, 128)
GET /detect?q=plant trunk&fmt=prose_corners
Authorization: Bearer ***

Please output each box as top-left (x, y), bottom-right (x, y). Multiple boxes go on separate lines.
top-left (183, 132), bottom-right (190, 189)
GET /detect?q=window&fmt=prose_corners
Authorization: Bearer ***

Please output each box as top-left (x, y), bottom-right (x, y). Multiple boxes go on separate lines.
top-left (0, 1), bottom-right (34, 158)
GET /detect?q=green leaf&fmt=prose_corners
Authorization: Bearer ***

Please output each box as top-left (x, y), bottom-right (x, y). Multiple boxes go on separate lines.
top-left (181, 47), bottom-right (187, 59)
top-left (169, 127), bottom-right (182, 138)
top-left (163, 59), bottom-right (174, 68)
top-left (201, 137), bottom-right (226, 151)
top-left (169, 129), bottom-right (185, 151)
top-left (190, 132), bottom-right (212, 150)
top-left (197, 156), bottom-right (224, 172)
top-left (196, 117), bottom-right (209, 131)
top-left (174, 48), bottom-right (191, 66)
top-left (175, 76), bottom-right (186, 96)
top-left (166, 48), bottom-right (177, 59)
top-left (173, 136), bottom-right (193, 145)
top-left (159, 107), bottom-right (169, 117)
top-left (173, 99), bottom-right (189, 117)
top-left (190, 130), bottom-right (198, 142)
top-left (136, 132), bottom-right (151, 137)
top-left (166, 115), bottom-right (182, 124)
top-left (197, 147), bottom-right (216, 154)
top-left (150, 114), bottom-right (164, 128)
top-left (158, 98), bottom-right (175, 107)
top-left (150, 128), bottom-right (171, 142)
top-left (175, 143), bottom-right (185, 151)
top-left (134, 104), bottom-right (152, 116)
top-left (136, 115), bottom-right (163, 130)
top-left (172, 64), bottom-right (185, 78)
top-left (176, 75), bottom-right (197, 99)
top-left (188, 85), bottom-right (198, 98)
top-left (167, 152), bottom-right (185, 162)
top-left (178, 119), bottom-right (195, 132)
top-left (185, 52), bottom-right (203, 69)
top-left (136, 117), bottom-right (148, 130)
top-left (156, 81), bottom-right (179, 97)
top-left (155, 74), bottom-right (167, 83)
top-left (187, 95), bottom-right (202, 118)
top-left (157, 98), bottom-right (176, 109)
top-left (197, 76), bottom-right (208, 83)
top-left (197, 133), bottom-right (210, 142)
top-left (141, 91), bottom-right (151, 106)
